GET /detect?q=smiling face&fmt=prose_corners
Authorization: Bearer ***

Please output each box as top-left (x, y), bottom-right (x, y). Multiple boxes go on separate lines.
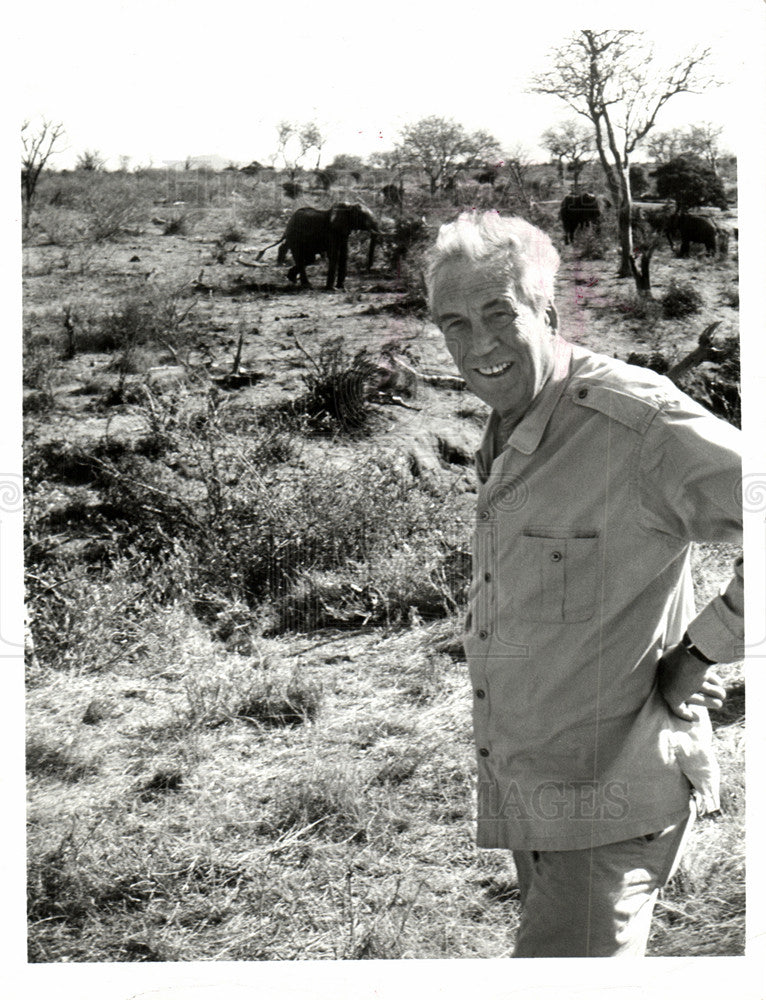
top-left (431, 259), bottom-right (558, 423)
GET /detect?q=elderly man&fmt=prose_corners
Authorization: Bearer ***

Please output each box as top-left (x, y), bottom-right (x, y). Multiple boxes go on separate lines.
top-left (426, 212), bottom-right (743, 957)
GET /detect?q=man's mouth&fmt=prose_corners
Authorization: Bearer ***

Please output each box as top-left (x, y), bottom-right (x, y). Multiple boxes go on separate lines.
top-left (475, 361), bottom-right (514, 378)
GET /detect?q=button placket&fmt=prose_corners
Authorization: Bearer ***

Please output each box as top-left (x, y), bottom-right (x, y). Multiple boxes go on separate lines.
top-left (473, 511), bottom-right (495, 649)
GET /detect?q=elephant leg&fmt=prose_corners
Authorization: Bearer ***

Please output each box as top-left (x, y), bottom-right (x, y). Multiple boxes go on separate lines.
top-left (293, 250), bottom-right (312, 287)
top-left (336, 241), bottom-right (349, 289)
top-left (678, 239), bottom-right (690, 258)
top-left (366, 234), bottom-right (377, 271)
top-left (325, 250), bottom-right (337, 290)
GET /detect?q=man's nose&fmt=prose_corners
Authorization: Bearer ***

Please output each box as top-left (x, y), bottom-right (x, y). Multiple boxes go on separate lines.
top-left (471, 320), bottom-right (499, 356)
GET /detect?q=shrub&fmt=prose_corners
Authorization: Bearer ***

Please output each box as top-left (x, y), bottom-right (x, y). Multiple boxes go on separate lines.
top-left (82, 181), bottom-right (149, 240)
top-left (382, 215), bottom-right (430, 269)
top-left (163, 213), bottom-right (188, 235)
top-left (31, 206), bottom-right (84, 247)
top-left (573, 225), bottom-right (606, 260)
top-left (218, 221), bottom-right (245, 244)
top-left (23, 337), bottom-right (60, 392)
top-left (661, 279), bottom-right (704, 318)
top-left (289, 337), bottom-right (381, 432)
top-left (73, 285), bottom-right (197, 355)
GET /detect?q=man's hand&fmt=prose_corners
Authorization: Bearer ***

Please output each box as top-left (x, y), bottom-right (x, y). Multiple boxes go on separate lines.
top-left (656, 643), bottom-right (727, 721)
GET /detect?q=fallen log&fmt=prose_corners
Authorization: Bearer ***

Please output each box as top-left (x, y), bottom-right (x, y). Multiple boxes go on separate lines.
top-left (391, 355), bottom-right (465, 391)
top-left (666, 322), bottom-right (725, 381)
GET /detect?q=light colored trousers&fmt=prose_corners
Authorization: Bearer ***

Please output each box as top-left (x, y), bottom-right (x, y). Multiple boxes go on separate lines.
top-left (511, 801), bottom-right (696, 957)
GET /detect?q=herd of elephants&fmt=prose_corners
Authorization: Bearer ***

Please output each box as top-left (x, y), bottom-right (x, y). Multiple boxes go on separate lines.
top-left (254, 188), bottom-right (733, 291)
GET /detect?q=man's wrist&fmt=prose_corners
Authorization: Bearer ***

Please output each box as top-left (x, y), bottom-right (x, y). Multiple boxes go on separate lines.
top-left (680, 631), bottom-right (717, 666)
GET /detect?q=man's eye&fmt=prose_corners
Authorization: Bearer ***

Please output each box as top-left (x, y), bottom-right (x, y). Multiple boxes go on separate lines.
top-left (444, 320), bottom-right (469, 335)
top-left (488, 311), bottom-right (514, 325)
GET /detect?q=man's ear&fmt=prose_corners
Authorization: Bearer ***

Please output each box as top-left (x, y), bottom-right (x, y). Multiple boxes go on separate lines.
top-left (545, 303), bottom-right (559, 332)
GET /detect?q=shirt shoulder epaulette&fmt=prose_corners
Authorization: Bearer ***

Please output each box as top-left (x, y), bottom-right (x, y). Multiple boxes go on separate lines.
top-left (569, 375), bottom-right (677, 436)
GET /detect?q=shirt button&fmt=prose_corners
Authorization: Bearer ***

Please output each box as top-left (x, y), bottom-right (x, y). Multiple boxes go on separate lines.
top-left (577, 387), bottom-right (588, 399)
top-left (478, 629), bottom-right (488, 640)
top-left (476, 688), bottom-right (486, 699)
top-left (480, 510), bottom-right (491, 521)
top-left (479, 748), bottom-right (489, 757)
top-left (550, 551), bottom-right (563, 562)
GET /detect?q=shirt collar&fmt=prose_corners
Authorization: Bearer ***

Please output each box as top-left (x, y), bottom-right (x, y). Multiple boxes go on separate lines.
top-left (476, 336), bottom-right (573, 474)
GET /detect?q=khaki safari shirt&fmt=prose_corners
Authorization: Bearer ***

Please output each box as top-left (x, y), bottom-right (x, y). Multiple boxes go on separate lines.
top-left (465, 335), bottom-right (743, 851)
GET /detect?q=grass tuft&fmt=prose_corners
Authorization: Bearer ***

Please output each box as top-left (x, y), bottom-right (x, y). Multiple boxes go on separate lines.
top-left (661, 279), bottom-right (704, 318)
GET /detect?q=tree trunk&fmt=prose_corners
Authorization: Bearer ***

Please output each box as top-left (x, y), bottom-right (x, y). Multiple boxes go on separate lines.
top-left (628, 241), bottom-right (658, 297)
top-left (616, 167), bottom-right (634, 278)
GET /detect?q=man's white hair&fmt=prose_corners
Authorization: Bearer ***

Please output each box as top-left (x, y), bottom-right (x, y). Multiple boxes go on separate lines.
top-left (426, 211), bottom-right (560, 314)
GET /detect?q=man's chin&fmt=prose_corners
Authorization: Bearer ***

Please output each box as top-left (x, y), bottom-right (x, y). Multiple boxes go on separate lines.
top-left (468, 383), bottom-right (524, 417)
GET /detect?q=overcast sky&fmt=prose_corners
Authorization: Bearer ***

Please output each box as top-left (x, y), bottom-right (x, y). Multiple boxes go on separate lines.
top-left (13, 0), bottom-right (764, 170)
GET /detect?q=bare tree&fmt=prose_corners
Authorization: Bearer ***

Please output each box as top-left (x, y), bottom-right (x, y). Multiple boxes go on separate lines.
top-left (541, 120), bottom-right (594, 193)
top-left (645, 127), bottom-right (688, 164)
top-left (21, 119), bottom-right (65, 223)
top-left (396, 116), bottom-right (501, 195)
top-left (532, 30), bottom-right (716, 280)
top-left (274, 121), bottom-right (298, 179)
top-left (299, 121), bottom-right (326, 170)
top-left (274, 120), bottom-right (326, 178)
top-left (685, 122), bottom-right (724, 174)
top-left (645, 122), bottom-right (724, 174)
top-left (502, 143), bottom-right (535, 211)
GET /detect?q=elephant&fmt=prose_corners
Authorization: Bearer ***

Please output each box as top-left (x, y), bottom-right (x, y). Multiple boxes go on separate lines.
top-left (381, 183), bottom-right (403, 207)
top-left (473, 169), bottom-right (497, 186)
top-left (666, 213), bottom-right (718, 257)
top-left (560, 192), bottom-right (602, 244)
top-left (256, 203), bottom-right (381, 289)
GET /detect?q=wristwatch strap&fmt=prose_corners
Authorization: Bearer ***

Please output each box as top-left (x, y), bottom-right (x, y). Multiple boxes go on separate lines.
top-left (681, 630), bottom-right (716, 666)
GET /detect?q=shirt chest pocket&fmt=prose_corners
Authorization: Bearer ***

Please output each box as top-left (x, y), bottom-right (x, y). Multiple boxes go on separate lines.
top-left (510, 528), bottom-right (601, 623)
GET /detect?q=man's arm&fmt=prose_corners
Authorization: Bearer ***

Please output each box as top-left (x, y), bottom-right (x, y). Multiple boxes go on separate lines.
top-left (638, 395), bottom-right (743, 717)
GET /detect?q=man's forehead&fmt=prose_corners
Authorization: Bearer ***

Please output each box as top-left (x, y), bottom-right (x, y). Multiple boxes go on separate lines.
top-left (432, 261), bottom-right (516, 309)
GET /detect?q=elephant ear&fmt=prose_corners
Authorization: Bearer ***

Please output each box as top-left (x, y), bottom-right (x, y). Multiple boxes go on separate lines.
top-left (329, 204), bottom-right (351, 226)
